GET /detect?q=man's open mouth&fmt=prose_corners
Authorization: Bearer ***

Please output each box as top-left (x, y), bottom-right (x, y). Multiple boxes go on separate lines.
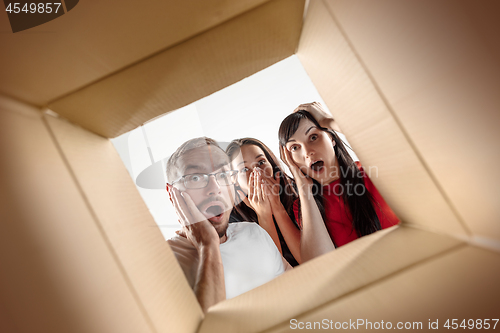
top-left (310, 160), bottom-right (324, 172)
top-left (202, 200), bottom-right (227, 222)
top-left (205, 205), bottom-right (224, 218)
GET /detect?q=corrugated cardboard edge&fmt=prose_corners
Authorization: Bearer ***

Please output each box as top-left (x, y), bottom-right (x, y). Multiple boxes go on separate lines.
top-left (296, 0), bottom-right (469, 237)
top-left (199, 226), bottom-right (465, 333)
top-left (0, 96), bottom-right (157, 333)
top-left (43, 112), bottom-right (203, 333)
top-left (48, 0), bottom-right (305, 138)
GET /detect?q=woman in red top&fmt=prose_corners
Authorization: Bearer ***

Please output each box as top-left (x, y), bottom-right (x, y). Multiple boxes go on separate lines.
top-left (278, 102), bottom-right (399, 262)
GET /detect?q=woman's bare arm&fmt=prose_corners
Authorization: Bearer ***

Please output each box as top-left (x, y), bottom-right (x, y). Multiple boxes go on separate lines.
top-left (280, 146), bottom-right (335, 262)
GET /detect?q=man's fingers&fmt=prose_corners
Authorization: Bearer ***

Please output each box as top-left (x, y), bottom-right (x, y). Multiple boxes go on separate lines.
top-left (167, 184), bottom-right (173, 203)
top-left (171, 188), bottom-right (204, 226)
top-left (175, 229), bottom-right (187, 239)
top-left (181, 192), bottom-right (208, 224)
top-left (171, 188), bottom-right (191, 226)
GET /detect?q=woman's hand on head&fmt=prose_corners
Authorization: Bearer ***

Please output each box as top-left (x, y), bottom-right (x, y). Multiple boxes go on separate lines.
top-left (294, 102), bottom-right (341, 132)
top-left (294, 102), bottom-right (332, 124)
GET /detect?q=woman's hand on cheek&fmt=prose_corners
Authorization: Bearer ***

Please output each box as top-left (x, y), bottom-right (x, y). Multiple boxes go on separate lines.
top-left (279, 145), bottom-right (294, 170)
top-left (280, 146), bottom-right (313, 194)
top-left (280, 146), bottom-right (311, 185)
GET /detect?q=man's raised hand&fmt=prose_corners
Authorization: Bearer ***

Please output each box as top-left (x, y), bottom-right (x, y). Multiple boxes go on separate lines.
top-left (168, 186), bottom-right (220, 249)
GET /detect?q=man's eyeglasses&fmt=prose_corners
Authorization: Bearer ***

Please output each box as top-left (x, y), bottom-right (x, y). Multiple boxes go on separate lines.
top-left (171, 170), bottom-right (239, 189)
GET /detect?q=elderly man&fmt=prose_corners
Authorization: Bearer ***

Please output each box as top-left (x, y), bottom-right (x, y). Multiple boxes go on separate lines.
top-left (166, 137), bottom-right (285, 313)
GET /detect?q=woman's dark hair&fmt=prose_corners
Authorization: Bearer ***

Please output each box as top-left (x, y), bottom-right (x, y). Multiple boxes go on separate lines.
top-left (278, 110), bottom-right (381, 240)
top-left (226, 138), bottom-right (300, 266)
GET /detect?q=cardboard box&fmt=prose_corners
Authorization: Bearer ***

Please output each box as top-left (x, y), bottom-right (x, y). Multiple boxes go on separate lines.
top-left (1, 0), bottom-right (500, 332)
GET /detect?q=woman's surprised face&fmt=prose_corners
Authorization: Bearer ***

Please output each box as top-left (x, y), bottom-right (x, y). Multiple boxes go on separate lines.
top-left (285, 119), bottom-right (338, 185)
top-left (231, 144), bottom-right (274, 193)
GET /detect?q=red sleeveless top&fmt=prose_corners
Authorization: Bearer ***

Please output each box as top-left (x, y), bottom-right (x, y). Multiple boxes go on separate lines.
top-left (293, 162), bottom-right (399, 247)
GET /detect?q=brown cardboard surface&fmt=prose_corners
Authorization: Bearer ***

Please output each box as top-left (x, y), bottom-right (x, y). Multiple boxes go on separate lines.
top-left (0, 97), bottom-right (154, 333)
top-left (2, 1), bottom-right (499, 332)
top-left (0, 0), bottom-right (269, 105)
top-left (296, 0), bottom-right (468, 237)
top-left (47, 0), bottom-right (305, 138)
top-left (199, 226), bottom-right (463, 333)
top-left (268, 245), bottom-right (500, 332)
top-left (325, 0), bottom-right (500, 241)
top-left (459, 0), bottom-right (500, 63)
top-left (44, 113), bottom-right (202, 333)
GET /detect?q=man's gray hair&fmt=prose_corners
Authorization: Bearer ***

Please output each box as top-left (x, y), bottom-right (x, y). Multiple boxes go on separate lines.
top-left (166, 137), bottom-right (227, 183)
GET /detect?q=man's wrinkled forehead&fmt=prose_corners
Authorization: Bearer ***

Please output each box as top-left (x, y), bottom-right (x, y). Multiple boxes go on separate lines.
top-left (177, 145), bottom-right (229, 176)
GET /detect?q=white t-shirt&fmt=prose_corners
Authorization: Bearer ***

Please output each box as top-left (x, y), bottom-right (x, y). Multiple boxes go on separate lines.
top-left (167, 222), bottom-right (285, 299)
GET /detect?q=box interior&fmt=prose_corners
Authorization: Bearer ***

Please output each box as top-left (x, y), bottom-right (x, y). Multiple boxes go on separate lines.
top-left (1, 0), bottom-right (500, 332)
